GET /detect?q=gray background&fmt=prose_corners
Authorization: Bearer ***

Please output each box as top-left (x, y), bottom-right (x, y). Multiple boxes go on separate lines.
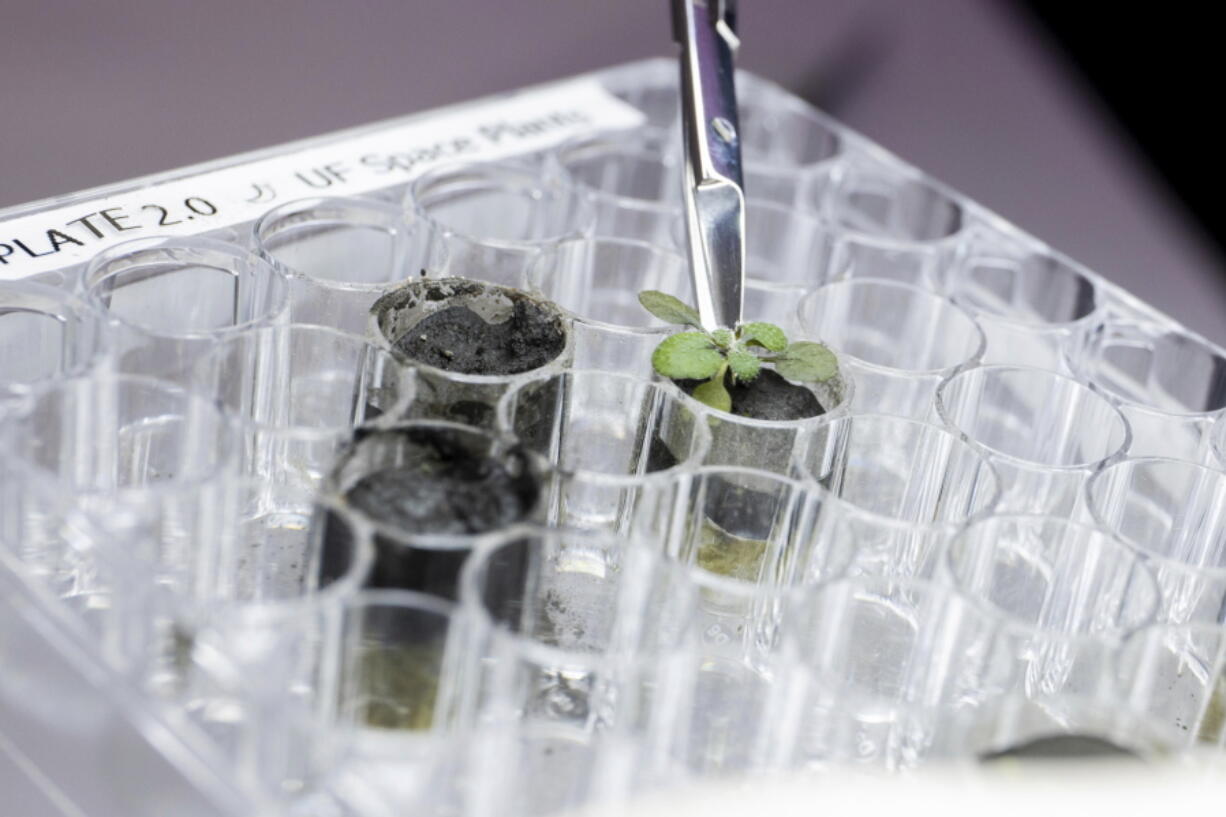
top-left (3, 1), bottom-right (1225, 341)
top-left (2, 2), bottom-right (1225, 810)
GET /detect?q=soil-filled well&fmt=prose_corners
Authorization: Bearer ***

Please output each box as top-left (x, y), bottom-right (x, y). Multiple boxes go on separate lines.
top-left (329, 425), bottom-right (540, 598)
top-left (394, 299), bottom-right (565, 376)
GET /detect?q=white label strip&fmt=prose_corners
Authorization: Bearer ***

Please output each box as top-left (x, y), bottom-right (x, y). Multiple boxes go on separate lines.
top-left (0, 78), bottom-right (646, 280)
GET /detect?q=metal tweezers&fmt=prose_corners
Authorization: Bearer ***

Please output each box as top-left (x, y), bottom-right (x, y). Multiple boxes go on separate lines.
top-left (672, 0), bottom-right (745, 331)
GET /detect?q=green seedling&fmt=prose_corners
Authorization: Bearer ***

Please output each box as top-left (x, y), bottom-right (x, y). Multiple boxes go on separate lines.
top-left (638, 290), bottom-right (837, 413)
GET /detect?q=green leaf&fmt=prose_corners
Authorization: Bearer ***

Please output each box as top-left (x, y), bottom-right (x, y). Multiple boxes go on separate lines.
top-left (738, 321), bottom-right (788, 352)
top-left (651, 332), bottom-right (725, 380)
top-left (692, 376), bottom-right (732, 413)
top-left (726, 348), bottom-right (762, 383)
top-left (774, 341), bottom-right (838, 383)
top-left (710, 328), bottom-right (734, 348)
top-left (638, 290), bottom-right (703, 328)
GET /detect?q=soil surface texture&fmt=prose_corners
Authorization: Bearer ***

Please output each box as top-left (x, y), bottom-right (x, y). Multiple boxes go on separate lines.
top-left (344, 429), bottom-right (537, 536)
top-left (395, 301), bottom-right (565, 376)
top-left (678, 369), bottom-right (824, 421)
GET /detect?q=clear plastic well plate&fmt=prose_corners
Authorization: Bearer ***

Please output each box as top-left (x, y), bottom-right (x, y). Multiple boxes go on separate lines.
top-left (3, 59), bottom-right (1225, 817)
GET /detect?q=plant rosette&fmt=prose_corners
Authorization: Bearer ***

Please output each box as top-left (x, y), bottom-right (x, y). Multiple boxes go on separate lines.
top-left (638, 290), bottom-right (842, 420)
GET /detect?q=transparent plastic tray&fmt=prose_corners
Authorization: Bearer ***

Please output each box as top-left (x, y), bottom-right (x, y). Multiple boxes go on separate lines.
top-left (4, 59), bottom-right (1226, 816)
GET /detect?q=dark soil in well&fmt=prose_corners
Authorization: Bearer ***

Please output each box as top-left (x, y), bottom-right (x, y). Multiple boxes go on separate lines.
top-left (395, 300), bottom-right (565, 376)
top-left (344, 430), bottom-right (538, 536)
top-left (677, 369), bottom-right (824, 422)
top-left (332, 427), bottom-right (540, 599)
top-left (645, 435), bottom-right (680, 472)
top-left (978, 735), bottom-right (1140, 762)
top-left (703, 477), bottom-right (780, 542)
